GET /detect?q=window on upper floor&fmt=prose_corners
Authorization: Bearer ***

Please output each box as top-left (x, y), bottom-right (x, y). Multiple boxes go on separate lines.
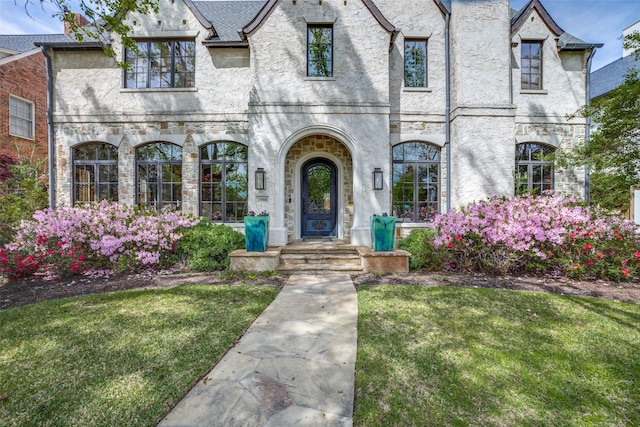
top-left (73, 143), bottom-right (119, 205)
top-left (521, 41), bottom-right (542, 90)
top-left (404, 40), bottom-right (428, 88)
top-left (124, 40), bottom-right (195, 89)
top-left (515, 143), bottom-right (554, 195)
top-left (307, 25), bottom-right (333, 77)
top-left (392, 142), bottom-right (440, 222)
top-left (200, 142), bottom-right (248, 222)
top-left (9, 95), bottom-right (34, 139)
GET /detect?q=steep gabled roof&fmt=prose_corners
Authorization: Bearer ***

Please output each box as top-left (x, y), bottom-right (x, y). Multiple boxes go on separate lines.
top-left (511, 0), bottom-right (563, 36)
top-left (511, 0), bottom-right (602, 51)
top-left (193, 0), bottom-right (267, 41)
top-left (242, 0), bottom-right (396, 35)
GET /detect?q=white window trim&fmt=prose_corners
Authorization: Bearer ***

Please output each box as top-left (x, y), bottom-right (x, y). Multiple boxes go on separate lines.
top-left (9, 94), bottom-right (35, 140)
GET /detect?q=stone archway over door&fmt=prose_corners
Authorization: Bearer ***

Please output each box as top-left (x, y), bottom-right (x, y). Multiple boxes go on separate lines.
top-left (301, 158), bottom-right (337, 238)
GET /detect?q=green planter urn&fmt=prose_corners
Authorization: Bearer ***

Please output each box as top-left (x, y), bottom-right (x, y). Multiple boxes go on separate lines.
top-left (244, 215), bottom-right (269, 252)
top-left (370, 215), bottom-right (396, 251)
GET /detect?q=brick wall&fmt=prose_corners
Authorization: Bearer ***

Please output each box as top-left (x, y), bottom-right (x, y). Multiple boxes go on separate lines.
top-left (0, 51), bottom-right (48, 162)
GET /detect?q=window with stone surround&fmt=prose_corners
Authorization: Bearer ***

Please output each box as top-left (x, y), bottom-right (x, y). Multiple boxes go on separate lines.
top-left (521, 41), bottom-right (542, 90)
top-left (73, 143), bottom-right (119, 205)
top-left (136, 142), bottom-right (182, 211)
top-left (392, 142), bottom-right (440, 222)
top-left (9, 95), bottom-right (34, 139)
top-left (124, 40), bottom-right (195, 88)
top-left (200, 142), bottom-right (248, 222)
top-left (515, 143), bottom-right (554, 195)
top-left (307, 25), bottom-right (333, 77)
top-left (404, 39), bottom-right (428, 88)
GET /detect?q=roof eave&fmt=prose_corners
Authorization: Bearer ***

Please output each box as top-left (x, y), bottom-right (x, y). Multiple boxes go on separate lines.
top-left (35, 41), bottom-right (105, 50)
top-left (559, 42), bottom-right (604, 51)
top-left (202, 40), bottom-right (249, 48)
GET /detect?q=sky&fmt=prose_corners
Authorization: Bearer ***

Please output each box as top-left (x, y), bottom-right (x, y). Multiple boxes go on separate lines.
top-left (0, 0), bottom-right (639, 70)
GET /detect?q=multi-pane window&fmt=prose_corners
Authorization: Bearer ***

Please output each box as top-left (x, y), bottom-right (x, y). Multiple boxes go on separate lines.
top-left (73, 143), bottom-right (118, 205)
top-left (9, 95), bottom-right (34, 139)
top-left (392, 142), bottom-right (440, 222)
top-left (521, 41), bottom-right (542, 90)
top-left (515, 143), bottom-right (554, 195)
top-left (404, 40), bottom-right (427, 88)
top-left (125, 40), bottom-right (195, 88)
top-left (200, 142), bottom-right (248, 222)
top-left (136, 142), bottom-right (182, 211)
top-left (307, 25), bottom-right (333, 77)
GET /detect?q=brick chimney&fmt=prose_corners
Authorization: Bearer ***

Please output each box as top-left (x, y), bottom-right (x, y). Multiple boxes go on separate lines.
top-left (64, 13), bottom-right (90, 35)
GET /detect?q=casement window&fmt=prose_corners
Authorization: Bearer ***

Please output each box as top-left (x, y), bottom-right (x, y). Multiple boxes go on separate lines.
top-left (392, 142), bottom-right (440, 222)
top-left (307, 25), bottom-right (333, 77)
top-left (73, 143), bottom-right (119, 205)
top-left (125, 40), bottom-right (195, 88)
top-left (9, 95), bottom-right (34, 139)
top-left (521, 41), bottom-right (543, 90)
top-left (515, 143), bottom-right (554, 195)
top-left (404, 39), bottom-right (428, 88)
top-left (200, 142), bottom-right (248, 222)
top-left (136, 142), bottom-right (182, 211)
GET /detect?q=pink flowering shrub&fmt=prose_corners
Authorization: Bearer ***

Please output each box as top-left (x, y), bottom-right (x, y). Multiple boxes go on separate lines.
top-left (6, 201), bottom-right (198, 277)
top-left (429, 193), bottom-right (640, 281)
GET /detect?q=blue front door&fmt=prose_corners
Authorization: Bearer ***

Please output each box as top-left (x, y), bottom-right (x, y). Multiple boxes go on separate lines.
top-left (301, 158), bottom-right (337, 238)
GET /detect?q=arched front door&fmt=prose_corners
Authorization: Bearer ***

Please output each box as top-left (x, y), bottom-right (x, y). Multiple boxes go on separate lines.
top-left (301, 158), bottom-right (337, 238)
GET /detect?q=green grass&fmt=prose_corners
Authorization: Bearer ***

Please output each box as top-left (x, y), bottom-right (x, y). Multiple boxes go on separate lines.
top-left (0, 285), bottom-right (278, 426)
top-left (355, 286), bottom-right (640, 427)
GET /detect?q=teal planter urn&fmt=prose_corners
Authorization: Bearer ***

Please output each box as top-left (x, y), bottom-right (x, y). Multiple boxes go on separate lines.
top-left (244, 215), bottom-right (269, 252)
top-left (370, 215), bottom-right (396, 251)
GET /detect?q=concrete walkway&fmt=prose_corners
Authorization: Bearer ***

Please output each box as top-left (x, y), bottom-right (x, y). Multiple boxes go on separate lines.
top-left (158, 272), bottom-right (358, 427)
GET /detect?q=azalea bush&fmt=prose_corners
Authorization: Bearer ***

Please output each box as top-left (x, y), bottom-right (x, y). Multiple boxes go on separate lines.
top-left (2, 201), bottom-right (198, 280)
top-left (424, 193), bottom-right (640, 281)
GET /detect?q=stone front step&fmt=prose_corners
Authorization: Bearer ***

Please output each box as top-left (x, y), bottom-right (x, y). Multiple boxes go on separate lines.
top-left (279, 253), bottom-right (361, 266)
top-left (276, 263), bottom-right (363, 273)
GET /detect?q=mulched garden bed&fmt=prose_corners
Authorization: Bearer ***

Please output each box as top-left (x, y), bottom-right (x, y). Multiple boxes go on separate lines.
top-left (1, 270), bottom-right (639, 310)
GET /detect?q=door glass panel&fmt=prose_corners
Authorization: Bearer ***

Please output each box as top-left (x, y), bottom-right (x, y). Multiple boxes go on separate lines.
top-left (307, 164), bottom-right (331, 214)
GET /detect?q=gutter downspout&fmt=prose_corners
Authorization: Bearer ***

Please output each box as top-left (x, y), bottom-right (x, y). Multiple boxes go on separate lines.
top-left (584, 47), bottom-right (598, 204)
top-left (41, 46), bottom-right (56, 209)
top-left (444, 9), bottom-right (451, 212)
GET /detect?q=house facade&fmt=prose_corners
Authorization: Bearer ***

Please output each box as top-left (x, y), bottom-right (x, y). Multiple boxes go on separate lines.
top-left (0, 35), bottom-right (65, 161)
top-left (41, 0), bottom-right (599, 246)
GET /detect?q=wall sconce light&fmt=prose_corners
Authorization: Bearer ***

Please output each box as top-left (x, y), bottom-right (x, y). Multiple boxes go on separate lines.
top-left (373, 168), bottom-right (383, 190)
top-left (255, 168), bottom-right (266, 190)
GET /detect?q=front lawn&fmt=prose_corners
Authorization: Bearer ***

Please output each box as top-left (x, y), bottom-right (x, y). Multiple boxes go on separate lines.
top-left (0, 285), bottom-right (278, 426)
top-left (355, 286), bottom-right (640, 426)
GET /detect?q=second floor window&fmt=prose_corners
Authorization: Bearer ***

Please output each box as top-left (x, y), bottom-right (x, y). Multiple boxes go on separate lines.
top-left (9, 95), bottom-right (34, 139)
top-left (521, 41), bottom-right (542, 90)
top-left (125, 40), bottom-right (195, 89)
top-left (404, 40), bottom-right (427, 88)
top-left (308, 25), bottom-right (333, 77)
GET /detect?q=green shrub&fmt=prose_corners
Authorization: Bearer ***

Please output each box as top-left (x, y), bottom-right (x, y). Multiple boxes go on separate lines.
top-left (174, 220), bottom-right (245, 271)
top-left (397, 228), bottom-right (447, 271)
top-left (0, 178), bottom-right (48, 246)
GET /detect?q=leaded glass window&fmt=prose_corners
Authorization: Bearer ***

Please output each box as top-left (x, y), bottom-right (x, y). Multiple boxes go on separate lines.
top-left (515, 143), bottom-right (554, 195)
top-left (73, 143), bottom-right (118, 205)
top-left (136, 142), bottom-right (182, 211)
top-left (521, 41), bottom-right (542, 90)
top-left (125, 40), bottom-right (195, 88)
top-left (392, 142), bottom-right (440, 222)
top-left (200, 142), bottom-right (248, 222)
top-left (404, 40), bottom-right (427, 88)
top-left (307, 25), bottom-right (333, 77)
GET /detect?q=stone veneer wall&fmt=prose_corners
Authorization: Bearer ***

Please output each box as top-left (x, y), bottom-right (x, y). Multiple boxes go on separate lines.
top-left (54, 121), bottom-right (249, 215)
top-left (284, 135), bottom-right (353, 240)
top-left (515, 122), bottom-right (586, 198)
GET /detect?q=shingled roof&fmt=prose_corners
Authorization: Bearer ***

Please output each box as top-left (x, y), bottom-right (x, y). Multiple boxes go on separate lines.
top-left (192, 0), bottom-right (267, 41)
top-left (591, 54), bottom-right (640, 99)
top-left (0, 34), bottom-right (66, 53)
